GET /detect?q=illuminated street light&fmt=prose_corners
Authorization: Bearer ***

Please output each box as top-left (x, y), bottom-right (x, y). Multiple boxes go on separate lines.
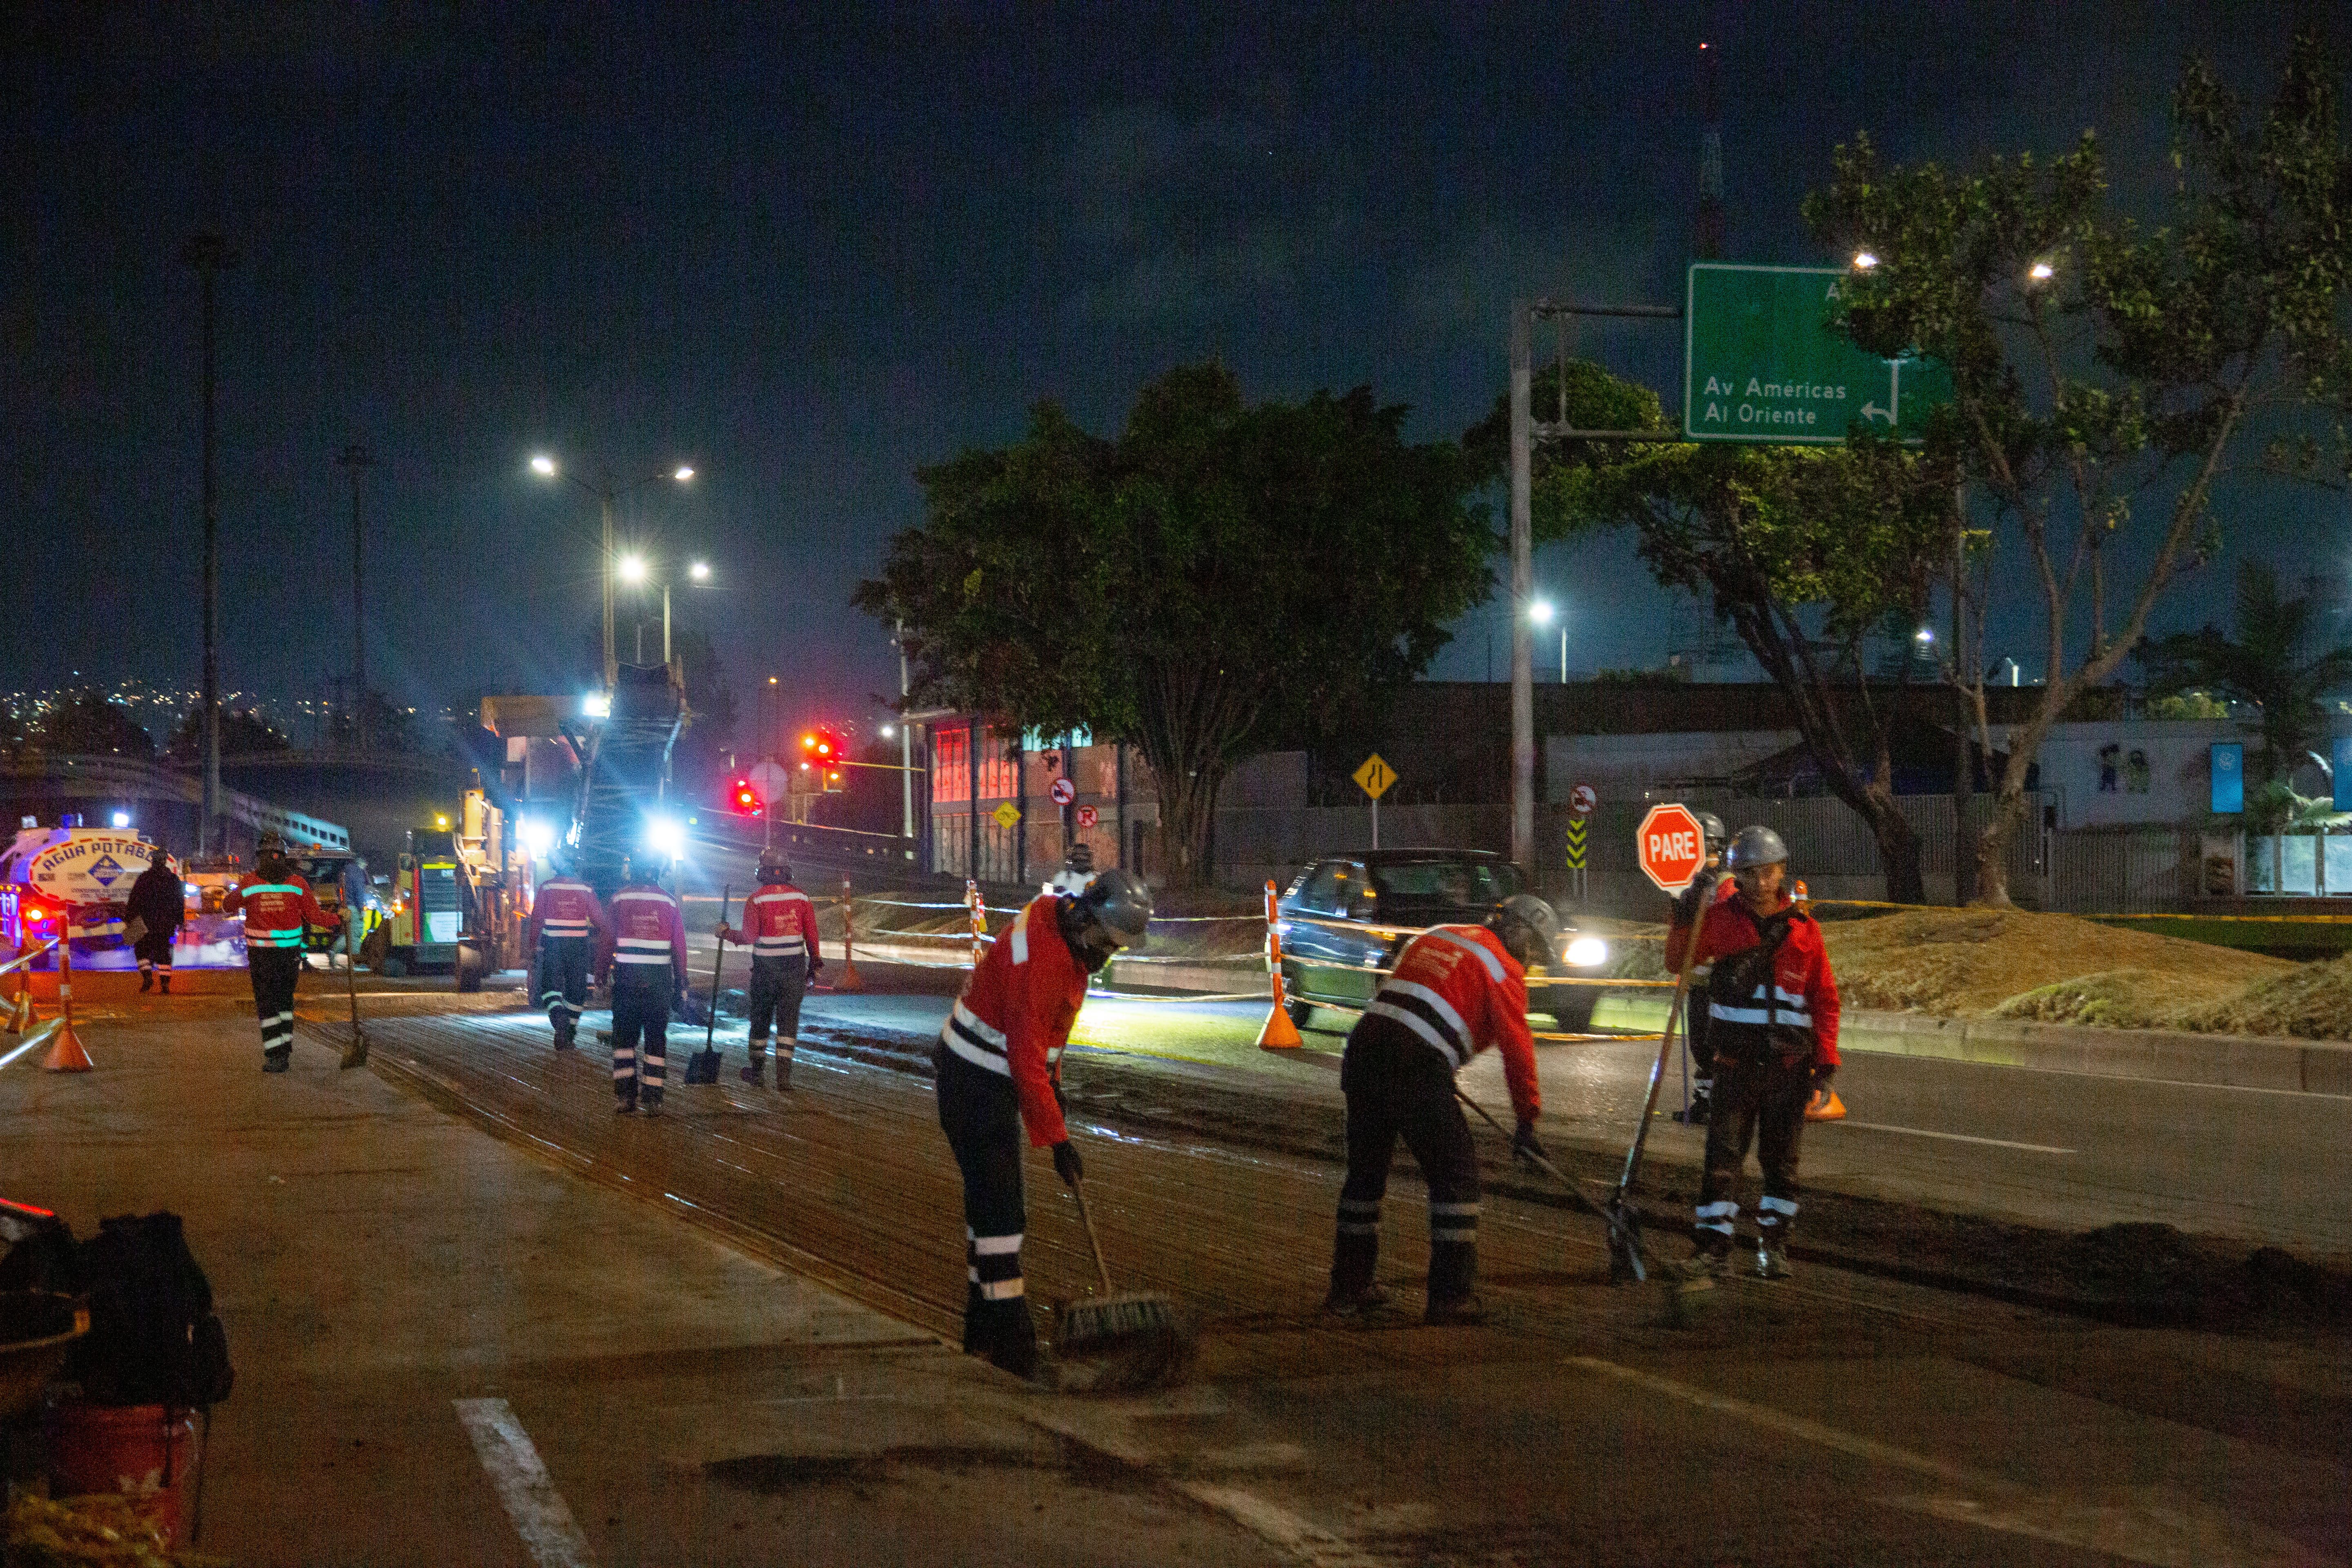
top-left (689, 559), bottom-right (710, 581)
top-left (2028, 260), bottom-right (2056, 283)
top-left (673, 465), bottom-right (694, 482)
top-left (1852, 250), bottom-right (1880, 270)
top-left (529, 454), bottom-right (697, 688)
top-left (618, 553), bottom-right (648, 584)
top-left (530, 454), bottom-right (557, 476)
top-left (1915, 627), bottom-right (1935, 644)
top-left (1530, 599), bottom-right (1566, 682)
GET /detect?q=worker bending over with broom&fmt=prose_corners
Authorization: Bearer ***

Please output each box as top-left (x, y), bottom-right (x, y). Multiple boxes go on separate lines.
top-left (1325, 895), bottom-right (1559, 1325)
top-left (934, 870), bottom-right (1150, 1379)
top-left (1666, 825), bottom-right (1841, 1281)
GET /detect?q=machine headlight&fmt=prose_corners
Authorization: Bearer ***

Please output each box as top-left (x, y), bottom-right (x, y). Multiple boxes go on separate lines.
top-left (517, 817), bottom-right (556, 857)
top-left (646, 816), bottom-right (686, 861)
top-left (1564, 935), bottom-right (1609, 969)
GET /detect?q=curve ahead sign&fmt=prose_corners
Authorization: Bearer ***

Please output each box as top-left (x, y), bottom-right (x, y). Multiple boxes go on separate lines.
top-left (1636, 804), bottom-right (1706, 894)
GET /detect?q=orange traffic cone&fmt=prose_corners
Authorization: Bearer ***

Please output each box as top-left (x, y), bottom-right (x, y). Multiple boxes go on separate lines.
top-left (1256, 880), bottom-right (1303, 1051)
top-left (41, 941), bottom-right (91, 1073)
top-left (1805, 1085), bottom-right (1846, 1121)
top-left (832, 878), bottom-right (864, 993)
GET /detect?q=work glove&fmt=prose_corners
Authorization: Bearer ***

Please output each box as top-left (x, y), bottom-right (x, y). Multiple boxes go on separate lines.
top-left (1512, 1118), bottom-right (1547, 1165)
top-left (714, 923), bottom-right (733, 944)
top-left (1670, 869), bottom-right (1720, 924)
top-left (1051, 1140), bottom-right (1085, 1188)
top-left (1810, 1061), bottom-right (1837, 1090)
top-left (808, 954), bottom-right (826, 982)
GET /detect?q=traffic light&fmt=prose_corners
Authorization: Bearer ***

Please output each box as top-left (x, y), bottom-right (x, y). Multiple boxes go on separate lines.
top-left (800, 728), bottom-right (848, 793)
top-left (727, 775), bottom-right (762, 816)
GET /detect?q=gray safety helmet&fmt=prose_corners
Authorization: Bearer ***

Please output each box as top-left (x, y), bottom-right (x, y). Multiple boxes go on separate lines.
top-left (1695, 812), bottom-right (1727, 854)
top-left (256, 830), bottom-right (286, 856)
top-left (1490, 894), bottom-right (1564, 971)
top-left (757, 851), bottom-right (792, 882)
top-left (1075, 868), bottom-right (1151, 948)
top-left (1725, 825), bottom-right (1790, 871)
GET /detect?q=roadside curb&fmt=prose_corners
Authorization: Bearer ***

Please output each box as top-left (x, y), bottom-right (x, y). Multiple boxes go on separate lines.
top-left (1839, 1009), bottom-right (2352, 1097)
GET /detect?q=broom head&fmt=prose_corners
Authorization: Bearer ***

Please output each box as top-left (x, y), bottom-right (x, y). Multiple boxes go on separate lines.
top-left (1051, 1290), bottom-right (1194, 1392)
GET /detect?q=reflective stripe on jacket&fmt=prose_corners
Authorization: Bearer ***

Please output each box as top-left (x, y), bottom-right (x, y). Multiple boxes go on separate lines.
top-left (528, 876), bottom-right (608, 947)
top-left (728, 883), bottom-right (819, 960)
top-left (1666, 882), bottom-right (1841, 1066)
top-left (599, 885), bottom-right (688, 989)
top-left (227, 874), bottom-right (333, 948)
top-left (1361, 924), bottom-right (1541, 1123)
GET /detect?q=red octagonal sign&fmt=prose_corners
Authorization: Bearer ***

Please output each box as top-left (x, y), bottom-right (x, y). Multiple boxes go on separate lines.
top-left (1636, 803), bottom-right (1706, 894)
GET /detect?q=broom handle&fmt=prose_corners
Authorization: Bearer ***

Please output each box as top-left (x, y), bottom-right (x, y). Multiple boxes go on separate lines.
top-left (1069, 1176), bottom-right (1116, 1295)
top-left (1615, 890), bottom-right (1711, 1205)
top-left (343, 915), bottom-right (361, 1033)
top-left (1454, 1086), bottom-right (1572, 1189)
top-left (706, 883), bottom-right (731, 1052)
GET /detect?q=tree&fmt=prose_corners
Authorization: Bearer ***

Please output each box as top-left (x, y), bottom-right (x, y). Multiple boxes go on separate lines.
top-left (38, 690), bottom-right (154, 759)
top-left (2139, 559), bottom-right (2352, 787)
top-left (1804, 31), bottom-right (2352, 904)
top-left (858, 362), bottom-right (1492, 886)
top-left (166, 706), bottom-right (289, 764)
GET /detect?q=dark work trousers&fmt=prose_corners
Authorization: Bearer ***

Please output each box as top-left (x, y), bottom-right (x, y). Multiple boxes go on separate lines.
top-left (610, 976), bottom-right (672, 1102)
top-left (1695, 1057), bottom-right (1813, 1250)
top-left (933, 1045), bottom-right (1037, 1378)
top-left (538, 936), bottom-right (590, 1044)
top-left (249, 947), bottom-right (302, 1059)
top-left (134, 930), bottom-right (176, 984)
top-left (1331, 1016), bottom-right (1483, 1309)
top-left (745, 954), bottom-right (808, 1059)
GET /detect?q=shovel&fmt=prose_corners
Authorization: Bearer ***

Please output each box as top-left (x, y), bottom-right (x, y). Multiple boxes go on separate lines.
top-left (683, 882), bottom-right (730, 1086)
top-left (339, 915), bottom-right (368, 1069)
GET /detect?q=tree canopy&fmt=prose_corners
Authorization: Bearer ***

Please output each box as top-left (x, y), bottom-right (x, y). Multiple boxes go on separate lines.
top-left (38, 691), bottom-right (154, 759)
top-left (2138, 559), bottom-right (2352, 786)
top-left (858, 361), bottom-right (1492, 884)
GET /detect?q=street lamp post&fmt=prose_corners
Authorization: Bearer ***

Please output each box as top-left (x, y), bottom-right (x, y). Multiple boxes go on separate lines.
top-left (530, 455), bottom-right (693, 690)
top-left (338, 443), bottom-right (375, 751)
top-left (1532, 598), bottom-right (1566, 684)
top-left (183, 233), bottom-right (237, 854)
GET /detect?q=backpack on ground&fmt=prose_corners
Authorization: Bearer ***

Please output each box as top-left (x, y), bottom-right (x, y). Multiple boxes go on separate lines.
top-left (65, 1211), bottom-right (235, 1408)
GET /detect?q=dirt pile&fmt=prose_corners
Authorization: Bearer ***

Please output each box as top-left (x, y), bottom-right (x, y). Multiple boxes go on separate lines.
top-left (2172, 949), bottom-right (2352, 1039)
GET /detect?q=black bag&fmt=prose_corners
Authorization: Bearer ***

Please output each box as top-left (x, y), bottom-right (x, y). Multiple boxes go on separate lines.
top-left (67, 1212), bottom-right (234, 1408)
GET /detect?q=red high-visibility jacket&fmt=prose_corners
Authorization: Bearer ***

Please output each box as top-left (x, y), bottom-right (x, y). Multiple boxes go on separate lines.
top-left (1666, 881), bottom-right (1841, 1067)
top-left (722, 881), bottom-right (820, 962)
top-left (227, 872), bottom-right (335, 949)
top-left (938, 895), bottom-right (1086, 1147)
top-left (597, 883), bottom-right (688, 990)
top-left (1365, 924), bottom-right (1541, 1123)
top-left (526, 875), bottom-right (609, 949)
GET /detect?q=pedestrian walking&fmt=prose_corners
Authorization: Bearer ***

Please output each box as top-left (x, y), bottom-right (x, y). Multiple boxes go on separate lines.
top-left (125, 844), bottom-right (185, 995)
top-left (596, 855), bottom-right (688, 1114)
top-left (225, 831), bottom-right (341, 1071)
top-left (1325, 895), bottom-right (1555, 1325)
top-left (934, 869), bottom-right (1150, 1379)
top-left (714, 851), bottom-right (822, 1089)
top-left (525, 853), bottom-right (608, 1050)
top-left (1666, 825), bottom-right (1842, 1281)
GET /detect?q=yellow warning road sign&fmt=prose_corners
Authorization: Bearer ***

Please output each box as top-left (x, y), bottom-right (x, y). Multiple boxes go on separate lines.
top-left (991, 800), bottom-right (1022, 830)
top-left (1352, 754), bottom-right (1397, 801)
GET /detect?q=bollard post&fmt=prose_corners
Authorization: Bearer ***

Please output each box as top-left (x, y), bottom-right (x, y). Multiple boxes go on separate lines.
top-left (42, 935), bottom-right (93, 1073)
top-left (1255, 878), bottom-right (1303, 1050)
top-left (966, 877), bottom-right (986, 966)
top-left (834, 875), bottom-right (864, 992)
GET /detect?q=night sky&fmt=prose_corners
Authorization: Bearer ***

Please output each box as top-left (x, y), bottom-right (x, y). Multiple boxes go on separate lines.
top-left (9, 3), bottom-right (2345, 747)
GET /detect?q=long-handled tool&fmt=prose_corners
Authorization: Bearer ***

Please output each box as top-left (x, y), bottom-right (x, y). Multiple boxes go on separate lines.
top-left (339, 916), bottom-right (368, 1069)
top-left (684, 883), bottom-right (731, 1085)
top-left (1453, 1086), bottom-right (1647, 1262)
top-left (1054, 1173), bottom-right (1192, 1392)
top-left (1604, 893), bottom-right (1714, 1281)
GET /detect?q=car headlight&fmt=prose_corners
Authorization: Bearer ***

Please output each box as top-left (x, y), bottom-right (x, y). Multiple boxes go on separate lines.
top-left (1564, 935), bottom-right (1608, 969)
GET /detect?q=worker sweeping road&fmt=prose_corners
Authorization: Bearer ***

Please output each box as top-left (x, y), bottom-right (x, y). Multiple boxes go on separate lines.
top-left (225, 831), bottom-right (342, 1073)
top-left (596, 855), bottom-right (690, 1115)
top-left (525, 853), bottom-right (609, 1051)
top-left (1325, 895), bottom-right (1557, 1325)
top-left (933, 869), bottom-right (1151, 1380)
top-left (714, 851), bottom-right (822, 1089)
top-left (1666, 825), bottom-right (1842, 1281)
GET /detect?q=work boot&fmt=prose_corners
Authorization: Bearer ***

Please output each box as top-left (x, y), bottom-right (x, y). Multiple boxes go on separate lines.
top-left (1677, 1082), bottom-right (1713, 1125)
top-left (158, 976), bottom-right (170, 995)
top-left (1688, 1241), bottom-right (1733, 1280)
top-left (1757, 1243), bottom-right (1793, 1281)
top-left (139, 971), bottom-right (153, 993)
top-left (640, 1088), bottom-right (663, 1117)
top-left (615, 1086), bottom-right (639, 1115)
top-left (774, 1052), bottom-right (794, 1093)
top-left (1321, 1282), bottom-right (1392, 1318)
top-left (1423, 1294), bottom-right (1487, 1327)
top-left (739, 1059), bottom-right (766, 1088)
top-left (554, 1027), bottom-right (575, 1052)
top-left (262, 1049), bottom-right (291, 1074)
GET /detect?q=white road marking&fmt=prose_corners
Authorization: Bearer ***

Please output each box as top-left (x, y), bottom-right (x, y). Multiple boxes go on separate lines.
top-left (1837, 1121), bottom-right (2075, 1154)
top-left (1567, 1357), bottom-right (2333, 1568)
top-left (454, 1397), bottom-right (599, 1568)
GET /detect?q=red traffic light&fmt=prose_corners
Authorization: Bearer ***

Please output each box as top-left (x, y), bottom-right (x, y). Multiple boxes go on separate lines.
top-left (727, 777), bottom-right (763, 816)
top-left (800, 727), bottom-right (842, 761)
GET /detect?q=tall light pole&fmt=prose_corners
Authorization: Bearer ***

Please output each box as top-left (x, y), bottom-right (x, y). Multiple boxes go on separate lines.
top-left (183, 234), bottom-right (237, 853)
top-left (1508, 301), bottom-right (1535, 866)
top-left (531, 455), bottom-right (693, 689)
top-left (338, 443), bottom-right (374, 751)
top-left (896, 619), bottom-right (914, 840)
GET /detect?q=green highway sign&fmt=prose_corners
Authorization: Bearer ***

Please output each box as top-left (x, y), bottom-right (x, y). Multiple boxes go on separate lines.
top-left (1684, 264), bottom-right (1950, 445)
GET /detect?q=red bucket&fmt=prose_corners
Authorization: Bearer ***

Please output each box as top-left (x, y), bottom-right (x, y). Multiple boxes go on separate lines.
top-left (45, 1401), bottom-right (197, 1542)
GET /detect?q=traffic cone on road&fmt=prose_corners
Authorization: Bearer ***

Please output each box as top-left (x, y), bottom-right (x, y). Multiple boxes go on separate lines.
top-left (1805, 1085), bottom-right (1846, 1121)
top-left (41, 942), bottom-right (91, 1074)
top-left (1256, 880), bottom-right (1303, 1051)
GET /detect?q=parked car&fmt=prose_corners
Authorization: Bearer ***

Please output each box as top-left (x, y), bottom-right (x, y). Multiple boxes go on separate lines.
top-left (1275, 849), bottom-right (1612, 1032)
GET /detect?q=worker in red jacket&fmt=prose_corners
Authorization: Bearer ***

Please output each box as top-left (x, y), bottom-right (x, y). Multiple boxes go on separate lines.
top-left (1326, 895), bottom-right (1556, 1325)
top-left (1666, 825), bottom-right (1842, 1281)
top-left (524, 854), bottom-right (609, 1051)
top-left (715, 850), bottom-right (823, 1089)
top-left (934, 869), bottom-right (1151, 1379)
top-left (595, 855), bottom-right (690, 1115)
top-left (225, 831), bottom-right (341, 1072)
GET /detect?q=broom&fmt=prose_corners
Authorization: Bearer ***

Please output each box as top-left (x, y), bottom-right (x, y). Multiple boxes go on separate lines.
top-left (339, 914), bottom-right (368, 1069)
top-left (1053, 1173), bottom-right (1193, 1391)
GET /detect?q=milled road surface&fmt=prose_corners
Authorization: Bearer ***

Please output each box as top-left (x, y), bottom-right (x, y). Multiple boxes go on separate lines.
top-left (290, 981), bottom-right (2351, 1567)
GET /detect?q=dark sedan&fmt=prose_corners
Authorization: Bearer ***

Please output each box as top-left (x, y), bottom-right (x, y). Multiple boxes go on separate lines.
top-left (1274, 849), bottom-right (1613, 1033)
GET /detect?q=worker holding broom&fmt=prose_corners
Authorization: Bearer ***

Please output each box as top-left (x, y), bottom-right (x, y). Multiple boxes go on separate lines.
top-left (713, 850), bottom-right (822, 1090)
top-left (1666, 825), bottom-right (1841, 1281)
top-left (1325, 895), bottom-right (1559, 1325)
top-left (933, 870), bottom-right (1151, 1379)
